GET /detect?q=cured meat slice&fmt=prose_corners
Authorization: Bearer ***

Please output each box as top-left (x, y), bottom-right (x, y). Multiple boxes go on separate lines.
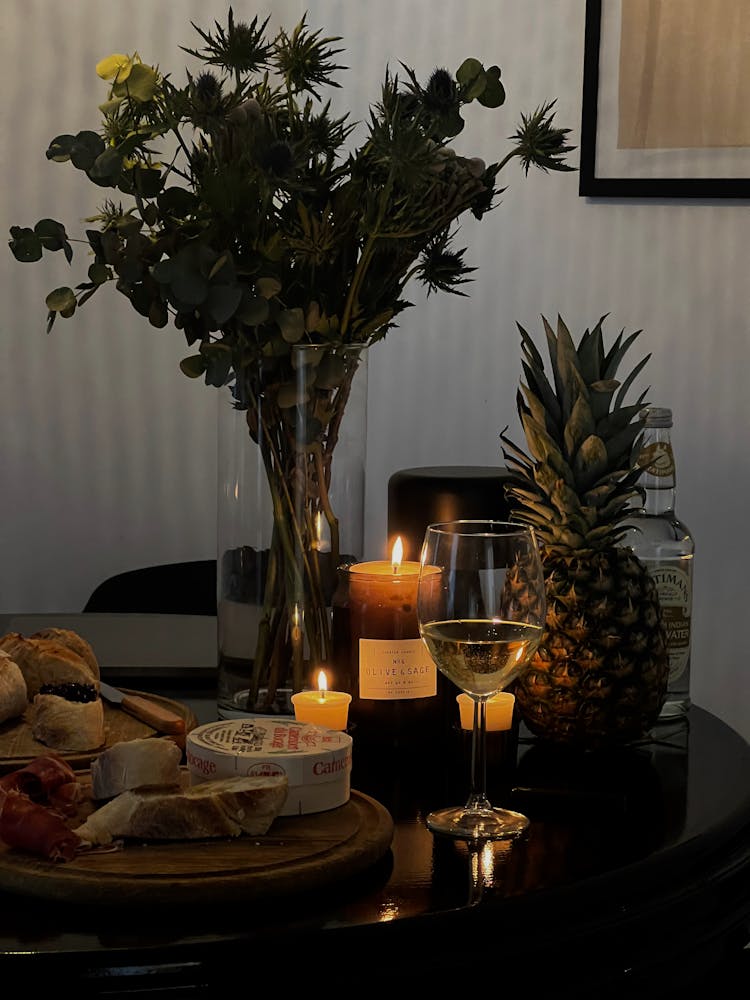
top-left (0, 753), bottom-right (78, 797)
top-left (0, 754), bottom-right (82, 815)
top-left (0, 789), bottom-right (81, 862)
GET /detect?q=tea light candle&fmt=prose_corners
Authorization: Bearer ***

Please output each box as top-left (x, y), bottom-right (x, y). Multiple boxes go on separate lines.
top-left (291, 670), bottom-right (351, 731)
top-left (457, 692), bottom-right (515, 732)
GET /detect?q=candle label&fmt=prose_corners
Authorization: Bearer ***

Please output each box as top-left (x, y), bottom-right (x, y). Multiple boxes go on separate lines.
top-left (358, 638), bottom-right (437, 700)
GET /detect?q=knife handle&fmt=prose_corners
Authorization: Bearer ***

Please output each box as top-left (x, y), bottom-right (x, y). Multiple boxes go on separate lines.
top-left (119, 693), bottom-right (186, 736)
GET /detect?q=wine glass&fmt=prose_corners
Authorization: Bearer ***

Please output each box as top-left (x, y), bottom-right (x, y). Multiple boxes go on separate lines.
top-left (417, 520), bottom-right (546, 840)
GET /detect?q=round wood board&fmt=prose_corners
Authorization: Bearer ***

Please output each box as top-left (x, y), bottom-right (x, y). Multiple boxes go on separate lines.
top-left (0, 690), bottom-right (198, 774)
top-left (0, 779), bottom-right (394, 906)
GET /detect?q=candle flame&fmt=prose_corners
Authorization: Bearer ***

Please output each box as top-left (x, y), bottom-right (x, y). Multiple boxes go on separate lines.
top-left (315, 511), bottom-right (323, 544)
top-left (317, 669), bottom-right (328, 699)
top-left (391, 536), bottom-right (404, 573)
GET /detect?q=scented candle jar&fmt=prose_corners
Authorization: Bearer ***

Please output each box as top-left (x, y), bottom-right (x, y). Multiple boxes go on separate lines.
top-left (331, 555), bottom-right (451, 750)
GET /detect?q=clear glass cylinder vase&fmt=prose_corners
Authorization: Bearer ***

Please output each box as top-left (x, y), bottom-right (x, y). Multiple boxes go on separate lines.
top-left (216, 343), bottom-right (368, 719)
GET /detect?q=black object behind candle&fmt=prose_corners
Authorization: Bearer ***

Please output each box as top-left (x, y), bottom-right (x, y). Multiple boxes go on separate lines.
top-left (387, 466), bottom-right (515, 561)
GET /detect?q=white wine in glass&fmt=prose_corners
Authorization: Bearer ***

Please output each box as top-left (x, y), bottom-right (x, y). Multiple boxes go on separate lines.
top-left (418, 520), bottom-right (546, 840)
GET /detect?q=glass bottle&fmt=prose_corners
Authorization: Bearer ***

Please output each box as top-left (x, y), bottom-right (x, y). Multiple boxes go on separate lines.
top-left (622, 407), bottom-right (694, 721)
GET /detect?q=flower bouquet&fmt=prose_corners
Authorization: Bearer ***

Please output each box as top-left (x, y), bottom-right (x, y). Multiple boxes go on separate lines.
top-left (9, 8), bottom-right (573, 712)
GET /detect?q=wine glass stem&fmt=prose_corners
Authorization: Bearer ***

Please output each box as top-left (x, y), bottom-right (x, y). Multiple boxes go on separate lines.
top-left (466, 698), bottom-right (492, 812)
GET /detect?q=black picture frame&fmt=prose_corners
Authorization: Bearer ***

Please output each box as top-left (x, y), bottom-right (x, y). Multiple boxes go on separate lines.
top-left (579, 0), bottom-right (750, 198)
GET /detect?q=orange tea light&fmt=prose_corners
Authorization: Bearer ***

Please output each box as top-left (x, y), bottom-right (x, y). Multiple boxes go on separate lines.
top-left (457, 692), bottom-right (515, 732)
top-left (291, 670), bottom-right (351, 731)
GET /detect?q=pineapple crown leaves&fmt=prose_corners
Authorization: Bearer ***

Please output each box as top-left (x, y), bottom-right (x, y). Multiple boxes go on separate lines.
top-left (500, 314), bottom-right (651, 552)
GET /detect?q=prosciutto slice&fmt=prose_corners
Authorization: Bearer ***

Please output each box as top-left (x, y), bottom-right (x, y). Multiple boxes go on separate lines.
top-left (0, 789), bottom-right (81, 862)
top-left (0, 754), bottom-right (81, 814)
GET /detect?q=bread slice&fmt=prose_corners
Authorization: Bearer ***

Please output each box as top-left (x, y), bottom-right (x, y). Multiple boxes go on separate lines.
top-left (91, 737), bottom-right (182, 800)
top-left (74, 774), bottom-right (288, 845)
top-left (30, 692), bottom-right (105, 751)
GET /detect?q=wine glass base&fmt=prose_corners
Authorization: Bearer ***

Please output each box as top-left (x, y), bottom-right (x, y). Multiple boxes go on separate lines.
top-left (426, 804), bottom-right (530, 841)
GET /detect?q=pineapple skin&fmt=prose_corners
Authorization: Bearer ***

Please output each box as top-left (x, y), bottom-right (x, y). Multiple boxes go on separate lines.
top-left (501, 314), bottom-right (670, 748)
top-left (514, 547), bottom-right (668, 747)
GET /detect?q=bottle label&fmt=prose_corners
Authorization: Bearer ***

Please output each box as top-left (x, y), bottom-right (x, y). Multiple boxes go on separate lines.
top-left (649, 563), bottom-right (692, 683)
top-left (638, 442), bottom-right (675, 478)
top-left (358, 638), bottom-right (437, 700)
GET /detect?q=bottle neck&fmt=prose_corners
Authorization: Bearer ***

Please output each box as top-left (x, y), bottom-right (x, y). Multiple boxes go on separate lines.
top-left (636, 426), bottom-right (676, 515)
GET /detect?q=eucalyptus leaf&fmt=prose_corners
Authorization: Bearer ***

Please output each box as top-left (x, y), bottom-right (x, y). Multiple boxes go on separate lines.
top-left (46, 134), bottom-right (75, 162)
top-left (114, 258), bottom-right (143, 283)
top-left (88, 262), bottom-right (112, 284)
top-left (477, 66), bottom-right (505, 108)
top-left (277, 307), bottom-right (305, 343)
top-left (256, 276), bottom-right (282, 299)
top-left (34, 219), bottom-right (68, 251)
top-left (8, 227), bottom-right (42, 262)
top-left (151, 258), bottom-right (175, 284)
top-left (45, 287), bottom-right (76, 312)
top-left (133, 165), bottom-right (163, 198)
top-left (277, 382), bottom-right (309, 408)
top-left (237, 294), bottom-right (270, 326)
top-left (158, 187), bottom-right (199, 215)
top-left (129, 283), bottom-right (154, 317)
top-left (456, 58), bottom-right (485, 99)
top-left (90, 147), bottom-right (124, 182)
top-left (205, 283), bottom-right (242, 326)
top-left (315, 353), bottom-right (346, 389)
top-left (180, 355), bottom-right (206, 378)
top-left (70, 131), bottom-right (106, 171)
top-left (148, 298), bottom-right (169, 328)
top-left (172, 265), bottom-right (209, 306)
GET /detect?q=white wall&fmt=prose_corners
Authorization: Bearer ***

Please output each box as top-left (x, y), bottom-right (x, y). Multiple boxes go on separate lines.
top-left (2, 1), bottom-right (749, 741)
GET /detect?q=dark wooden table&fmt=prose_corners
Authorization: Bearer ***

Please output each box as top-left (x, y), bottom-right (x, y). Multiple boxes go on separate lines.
top-left (1, 696), bottom-right (749, 998)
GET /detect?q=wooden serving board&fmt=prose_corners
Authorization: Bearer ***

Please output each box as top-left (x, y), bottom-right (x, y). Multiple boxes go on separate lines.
top-left (0, 772), bottom-right (394, 905)
top-left (0, 690), bottom-right (198, 774)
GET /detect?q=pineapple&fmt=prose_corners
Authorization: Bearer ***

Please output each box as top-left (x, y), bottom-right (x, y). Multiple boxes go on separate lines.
top-left (500, 315), bottom-right (668, 748)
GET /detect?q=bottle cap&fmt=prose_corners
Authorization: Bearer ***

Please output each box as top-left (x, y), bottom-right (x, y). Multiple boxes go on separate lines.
top-left (640, 406), bottom-right (672, 428)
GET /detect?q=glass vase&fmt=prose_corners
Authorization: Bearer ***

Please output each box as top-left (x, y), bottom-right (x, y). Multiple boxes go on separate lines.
top-left (216, 343), bottom-right (368, 719)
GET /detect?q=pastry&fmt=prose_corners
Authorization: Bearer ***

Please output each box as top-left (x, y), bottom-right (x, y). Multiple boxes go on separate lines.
top-left (0, 651), bottom-right (27, 724)
top-left (74, 773), bottom-right (289, 845)
top-left (91, 737), bottom-right (182, 800)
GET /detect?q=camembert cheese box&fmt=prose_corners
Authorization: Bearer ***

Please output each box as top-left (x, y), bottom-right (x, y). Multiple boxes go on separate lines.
top-left (186, 718), bottom-right (352, 816)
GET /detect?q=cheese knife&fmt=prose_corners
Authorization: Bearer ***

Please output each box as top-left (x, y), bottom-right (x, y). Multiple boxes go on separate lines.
top-left (99, 681), bottom-right (186, 736)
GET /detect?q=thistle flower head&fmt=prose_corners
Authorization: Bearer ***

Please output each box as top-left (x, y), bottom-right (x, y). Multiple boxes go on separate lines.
top-left (510, 100), bottom-right (576, 175)
top-left (261, 140), bottom-right (295, 177)
top-left (416, 231), bottom-right (476, 297)
top-left (182, 8), bottom-right (273, 76)
top-left (423, 68), bottom-right (458, 114)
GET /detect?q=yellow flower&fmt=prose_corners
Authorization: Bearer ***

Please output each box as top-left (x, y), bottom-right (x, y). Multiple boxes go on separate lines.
top-left (96, 52), bottom-right (160, 104)
top-left (96, 53), bottom-right (135, 83)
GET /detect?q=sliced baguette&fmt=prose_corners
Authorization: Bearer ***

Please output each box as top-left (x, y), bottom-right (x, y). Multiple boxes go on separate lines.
top-left (91, 737), bottom-right (182, 800)
top-left (74, 774), bottom-right (289, 845)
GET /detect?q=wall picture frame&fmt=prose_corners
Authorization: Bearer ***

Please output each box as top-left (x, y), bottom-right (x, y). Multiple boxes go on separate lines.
top-left (579, 0), bottom-right (750, 198)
